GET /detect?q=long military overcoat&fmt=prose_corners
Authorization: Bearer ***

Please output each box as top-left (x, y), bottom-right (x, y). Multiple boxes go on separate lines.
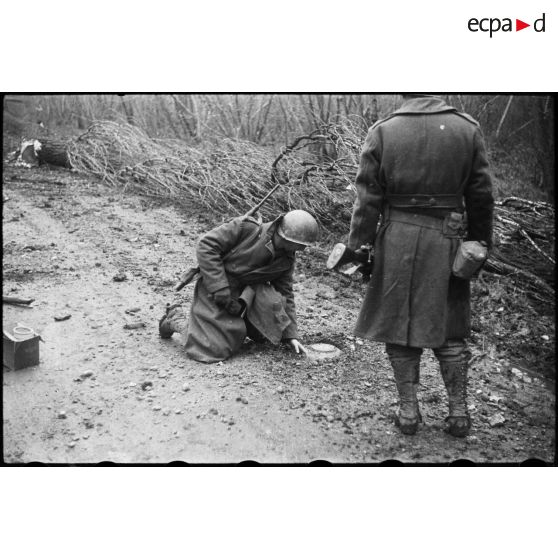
top-left (348, 96), bottom-right (494, 348)
top-left (185, 216), bottom-right (299, 363)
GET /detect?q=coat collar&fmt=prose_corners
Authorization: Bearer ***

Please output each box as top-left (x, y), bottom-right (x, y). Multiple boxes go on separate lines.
top-left (263, 218), bottom-right (295, 262)
top-left (394, 96), bottom-right (457, 116)
top-left (263, 219), bottom-right (279, 256)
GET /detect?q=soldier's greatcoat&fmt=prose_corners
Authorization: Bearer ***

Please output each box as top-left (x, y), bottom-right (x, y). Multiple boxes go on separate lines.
top-left (348, 96), bottom-right (494, 348)
top-left (184, 216), bottom-right (299, 363)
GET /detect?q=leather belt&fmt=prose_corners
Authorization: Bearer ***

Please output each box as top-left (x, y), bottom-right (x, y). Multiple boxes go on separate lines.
top-left (386, 209), bottom-right (446, 230)
top-left (386, 193), bottom-right (462, 209)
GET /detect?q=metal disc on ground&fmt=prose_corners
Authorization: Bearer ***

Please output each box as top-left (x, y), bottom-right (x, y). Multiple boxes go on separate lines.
top-left (306, 343), bottom-right (342, 362)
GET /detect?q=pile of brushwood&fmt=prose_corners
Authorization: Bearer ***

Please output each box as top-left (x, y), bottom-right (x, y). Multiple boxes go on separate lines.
top-left (14, 120), bottom-right (555, 372)
top-left (15, 120), bottom-right (362, 229)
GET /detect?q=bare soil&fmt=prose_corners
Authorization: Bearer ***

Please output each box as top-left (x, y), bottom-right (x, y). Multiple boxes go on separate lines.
top-left (2, 164), bottom-right (555, 463)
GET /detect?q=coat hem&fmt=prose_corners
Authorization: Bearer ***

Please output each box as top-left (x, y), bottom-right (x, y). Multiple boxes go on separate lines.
top-left (353, 329), bottom-right (468, 349)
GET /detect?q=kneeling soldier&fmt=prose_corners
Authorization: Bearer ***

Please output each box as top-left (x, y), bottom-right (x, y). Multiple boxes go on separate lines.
top-left (159, 210), bottom-right (319, 363)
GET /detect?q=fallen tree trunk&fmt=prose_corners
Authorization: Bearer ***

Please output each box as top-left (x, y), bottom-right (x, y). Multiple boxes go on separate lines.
top-left (20, 139), bottom-right (71, 168)
top-left (36, 139), bottom-right (71, 167)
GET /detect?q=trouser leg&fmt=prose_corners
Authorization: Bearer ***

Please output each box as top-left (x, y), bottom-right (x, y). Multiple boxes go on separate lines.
top-left (385, 343), bottom-right (423, 435)
top-left (158, 303), bottom-right (188, 339)
top-left (433, 339), bottom-right (471, 437)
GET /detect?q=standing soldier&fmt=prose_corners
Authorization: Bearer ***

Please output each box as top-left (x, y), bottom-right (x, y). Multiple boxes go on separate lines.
top-left (159, 210), bottom-right (318, 363)
top-left (348, 94), bottom-right (494, 437)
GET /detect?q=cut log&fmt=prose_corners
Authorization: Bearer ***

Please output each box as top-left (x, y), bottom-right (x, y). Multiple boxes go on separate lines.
top-left (19, 139), bottom-right (70, 168)
top-left (35, 139), bottom-right (71, 168)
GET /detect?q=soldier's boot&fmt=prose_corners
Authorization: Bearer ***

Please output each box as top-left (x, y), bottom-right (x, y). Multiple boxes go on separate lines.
top-left (158, 303), bottom-right (187, 339)
top-left (391, 360), bottom-right (422, 435)
top-left (440, 361), bottom-right (471, 437)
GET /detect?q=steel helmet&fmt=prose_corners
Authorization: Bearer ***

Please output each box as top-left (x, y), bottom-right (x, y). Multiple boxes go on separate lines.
top-left (277, 210), bottom-right (319, 246)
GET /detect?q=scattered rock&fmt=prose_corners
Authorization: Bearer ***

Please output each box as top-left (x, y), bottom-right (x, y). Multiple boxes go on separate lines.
top-left (57, 411), bottom-right (67, 419)
top-left (209, 408), bottom-right (219, 415)
top-left (123, 321), bottom-right (145, 330)
top-left (129, 382), bottom-right (137, 388)
top-left (68, 442), bottom-right (76, 448)
top-left (320, 291), bottom-right (335, 301)
top-left (54, 313), bottom-right (72, 321)
top-left (488, 413), bottom-right (506, 427)
top-left (113, 272), bottom-right (127, 282)
top-left (152, 405), bottom-right (162, 411)
top-left (277, 386), bottom-right (285, 394)
top-left (236, 396), bottom-right (248, 404)
top-left (141, 380), bottom-right (153, 391)
top-left (541, 335), bottom-right (550, 341)
top-left (182, 383), bottom-right (191, 392)
top-left (228, 418), bottom-right (235, 426)
top-left (125, 307), bottom-right (141, 314)
top-left (163, 410), bottom-right (170, 416)
top-left (80, 370), bottom-right (94, 380)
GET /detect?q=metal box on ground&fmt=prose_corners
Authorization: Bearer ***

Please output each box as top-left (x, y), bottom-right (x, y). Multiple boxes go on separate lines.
top-left (3, 323), bottom-right (40, 370)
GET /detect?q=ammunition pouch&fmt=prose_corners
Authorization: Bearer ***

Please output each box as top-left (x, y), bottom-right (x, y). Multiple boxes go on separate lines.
top-left (442, 212), bottom-right (467, 239)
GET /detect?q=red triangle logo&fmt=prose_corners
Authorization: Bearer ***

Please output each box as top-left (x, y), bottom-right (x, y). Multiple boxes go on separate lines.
top-left (516, 19), bottom-right (530, 31)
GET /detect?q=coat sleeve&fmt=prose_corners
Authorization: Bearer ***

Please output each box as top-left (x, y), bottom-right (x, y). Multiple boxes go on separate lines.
top-left (348, 126), bottom-right (384, 251)
top-left (464, 128), bottom-right (495, 249)
top-left (196, 218), bottom-right (246, 294)
top-left (271, 263), bottom-right (299, 340)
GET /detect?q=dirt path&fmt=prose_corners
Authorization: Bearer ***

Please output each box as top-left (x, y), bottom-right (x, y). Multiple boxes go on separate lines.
top-left (2, 165), bottom-right (555, 463)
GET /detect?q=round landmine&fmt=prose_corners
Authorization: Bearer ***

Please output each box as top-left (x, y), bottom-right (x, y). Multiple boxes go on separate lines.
top-left (306, 343), bottom-right (342, 362)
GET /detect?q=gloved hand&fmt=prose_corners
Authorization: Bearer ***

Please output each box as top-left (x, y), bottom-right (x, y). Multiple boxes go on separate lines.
top-left (353, 246), bottom-right (371, 263)
top-left (225, 299), bottom-right (245, 316)
top-left (212, 286), bottom-right (232, 309)
top-left (355, 244), bottom-right (374, 280)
